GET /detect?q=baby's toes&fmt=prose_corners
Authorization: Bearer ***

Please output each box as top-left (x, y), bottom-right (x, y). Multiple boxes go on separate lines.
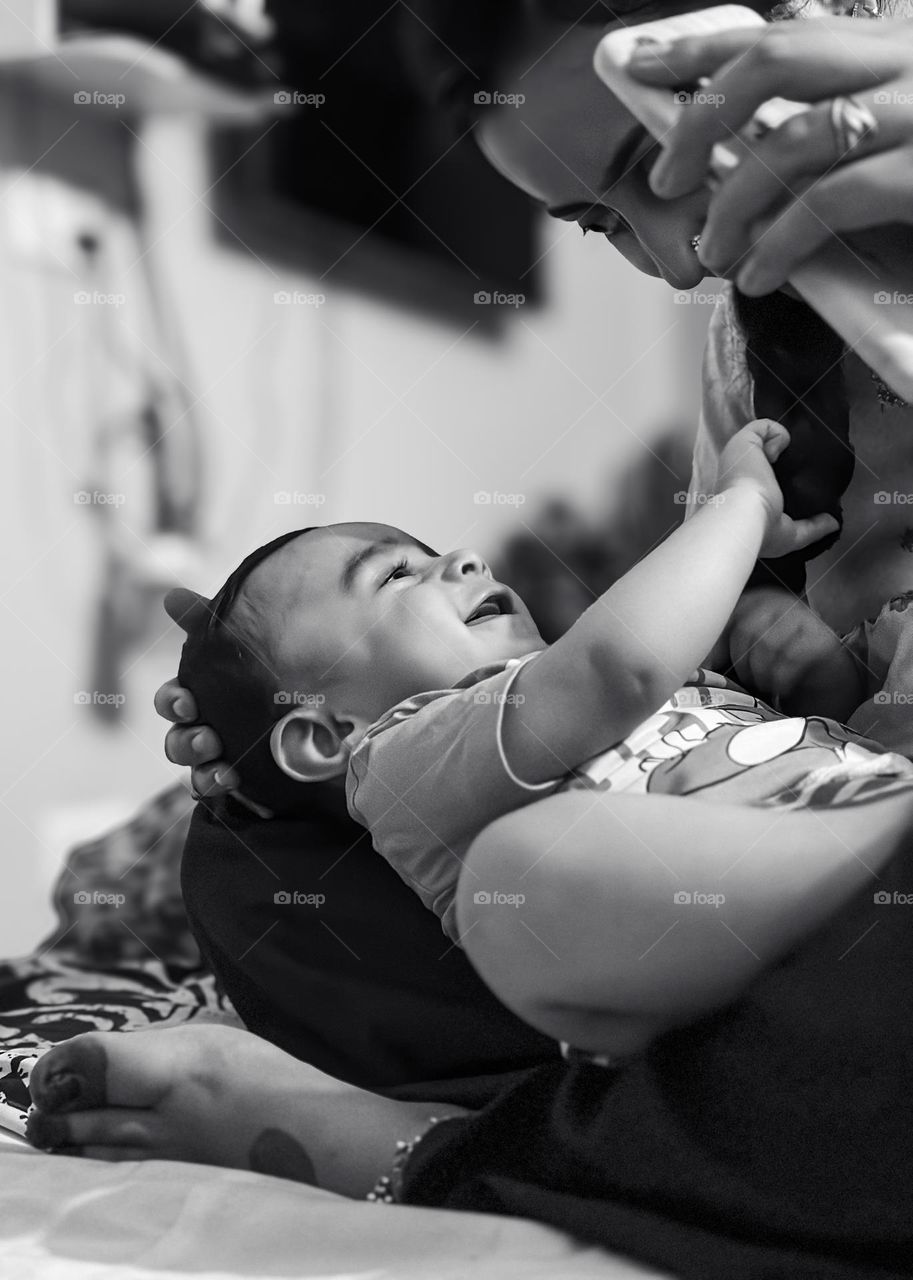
top-left (29, 1034), bottom-right (110, 1114)
top-left (27, 1106), bottom-right (154, 1156)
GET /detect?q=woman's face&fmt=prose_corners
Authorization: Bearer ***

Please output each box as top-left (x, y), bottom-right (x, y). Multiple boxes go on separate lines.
top-left (475, 17), bottom-right (709, 290)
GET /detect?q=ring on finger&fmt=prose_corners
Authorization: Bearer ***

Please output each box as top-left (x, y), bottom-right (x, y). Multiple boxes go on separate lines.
top-left (829, 95), bottom-right (878, 160)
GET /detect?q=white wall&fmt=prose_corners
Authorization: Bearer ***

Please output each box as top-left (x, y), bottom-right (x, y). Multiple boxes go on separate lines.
top-left (0, 93), bottom-right (712, 955)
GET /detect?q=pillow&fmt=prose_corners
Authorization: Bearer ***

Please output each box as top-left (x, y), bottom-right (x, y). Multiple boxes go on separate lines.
top-left (39, 784), bottom-right (200, 969)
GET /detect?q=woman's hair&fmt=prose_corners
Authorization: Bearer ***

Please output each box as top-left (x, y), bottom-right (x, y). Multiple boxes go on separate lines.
top-left (404, 0), bottom-right (854, 595)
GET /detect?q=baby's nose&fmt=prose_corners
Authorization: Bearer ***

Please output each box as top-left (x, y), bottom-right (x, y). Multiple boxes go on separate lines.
top-left (446, 549), bottom-right (489, 578)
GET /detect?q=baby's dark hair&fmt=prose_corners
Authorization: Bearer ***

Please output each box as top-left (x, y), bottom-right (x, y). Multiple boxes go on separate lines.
top-left (174, 528), bottom-right (318, 816)
top-left (403, 0), bottom-right (853, 595)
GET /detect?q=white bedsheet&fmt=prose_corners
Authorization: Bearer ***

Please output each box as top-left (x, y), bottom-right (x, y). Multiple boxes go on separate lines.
top-left (0, 1144), bottom-right (672, 1280)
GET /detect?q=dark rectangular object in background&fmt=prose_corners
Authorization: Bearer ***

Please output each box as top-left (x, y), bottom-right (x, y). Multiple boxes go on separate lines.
top-left (212, 1), bottom-right (541, 328)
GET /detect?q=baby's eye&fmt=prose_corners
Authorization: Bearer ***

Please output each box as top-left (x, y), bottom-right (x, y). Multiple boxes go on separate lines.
top-left (382, 558), bottom-right (414, 585)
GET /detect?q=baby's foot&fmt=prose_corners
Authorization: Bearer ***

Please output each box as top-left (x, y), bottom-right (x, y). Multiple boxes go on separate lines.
top-left (27, 1023), bottom-right (348, 1185)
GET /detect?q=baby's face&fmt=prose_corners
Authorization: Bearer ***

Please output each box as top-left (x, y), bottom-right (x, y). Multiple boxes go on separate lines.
top-left (249, 522), bottom-right (544, 724)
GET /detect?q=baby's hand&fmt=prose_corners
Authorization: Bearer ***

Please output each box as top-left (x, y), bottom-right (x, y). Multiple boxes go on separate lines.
top-left (716, 420), bottom-right (839, 560)
top-left (728, 588), bottom-right (864, 720)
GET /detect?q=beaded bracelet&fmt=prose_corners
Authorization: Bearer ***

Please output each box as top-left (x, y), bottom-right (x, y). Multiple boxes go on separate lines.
top-left (366, 1116), bottom-right (440, 1204)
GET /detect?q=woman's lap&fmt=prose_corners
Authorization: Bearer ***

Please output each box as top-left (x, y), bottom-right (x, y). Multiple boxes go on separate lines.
top-left (409, 820), bottom-right (913, 1276)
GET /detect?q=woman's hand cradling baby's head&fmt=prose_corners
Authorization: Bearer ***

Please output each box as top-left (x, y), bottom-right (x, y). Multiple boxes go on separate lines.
top-left (715, 420), bottom-right (840, 562)
top-left (153, 559), bottom-right (248, 811)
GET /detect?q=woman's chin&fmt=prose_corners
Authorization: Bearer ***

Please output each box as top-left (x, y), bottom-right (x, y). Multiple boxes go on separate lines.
top-left (665, 266), bottom-right (710, 292)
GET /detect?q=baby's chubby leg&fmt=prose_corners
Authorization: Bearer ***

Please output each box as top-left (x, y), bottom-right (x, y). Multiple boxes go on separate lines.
top-left (455, 787), bottom-right (913, 1057)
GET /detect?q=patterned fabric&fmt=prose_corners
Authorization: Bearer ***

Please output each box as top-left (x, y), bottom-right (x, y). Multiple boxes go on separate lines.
top-left (0, 782), bottom-right (240, 1139)
top-left (564, 668), bottom-right (913, 806)
top-left (0, 950), bottom-right (235, 1137)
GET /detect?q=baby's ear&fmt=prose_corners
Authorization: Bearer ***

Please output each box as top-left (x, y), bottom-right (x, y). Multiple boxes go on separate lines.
top-left (271, 709), bottom-right (349, 784)
top-left (164, 588), bottom-right (212, 632)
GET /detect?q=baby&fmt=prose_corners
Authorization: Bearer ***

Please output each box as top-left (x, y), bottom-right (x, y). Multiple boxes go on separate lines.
top-left (176, 421), bottom-right (913, 941)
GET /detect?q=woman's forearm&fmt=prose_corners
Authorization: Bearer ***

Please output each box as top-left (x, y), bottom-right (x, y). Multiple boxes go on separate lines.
top-left (458, 787), bottom-right (913, 1056)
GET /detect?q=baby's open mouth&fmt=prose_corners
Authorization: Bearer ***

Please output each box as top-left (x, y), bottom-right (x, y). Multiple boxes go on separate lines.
top-left (465, 589), bottom-right (514, 626)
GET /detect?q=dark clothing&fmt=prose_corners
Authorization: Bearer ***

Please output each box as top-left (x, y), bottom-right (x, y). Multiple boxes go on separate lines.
top-left (180, 787), bottom-right (557, 1108)
top-left (403, 834), bottom-right (913, 1278)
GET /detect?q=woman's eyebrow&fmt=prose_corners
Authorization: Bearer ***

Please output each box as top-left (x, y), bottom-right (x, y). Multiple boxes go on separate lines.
top-left (602, 123), bottom-right (656, 192)
top-left (545, 125), bottom-right (652, 222)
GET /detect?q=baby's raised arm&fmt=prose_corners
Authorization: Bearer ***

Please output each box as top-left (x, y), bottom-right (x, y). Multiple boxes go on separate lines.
top-left (501, 420), bottom-right (839, 785)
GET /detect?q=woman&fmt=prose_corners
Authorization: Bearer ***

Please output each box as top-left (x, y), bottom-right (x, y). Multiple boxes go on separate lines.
top-left (163, 0), bottom-right (913, 794)
top-left (406, 0), bottom-right (913, 633)
top-left (28, 782), bottom-right (913, 1277)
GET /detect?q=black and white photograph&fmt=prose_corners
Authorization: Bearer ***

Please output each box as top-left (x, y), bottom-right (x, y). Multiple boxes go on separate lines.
top-left (2, 1), bottom-right (913, 1276)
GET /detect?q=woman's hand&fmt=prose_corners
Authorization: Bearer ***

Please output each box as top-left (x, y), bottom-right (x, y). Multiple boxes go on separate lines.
top-left (155, 678), bottom-right (240, 799)
top-left (717, 419), bottom-right (839, 558)
top-left (628, 17), bottom-right (913, 293)
top-left (727, 586), bottom-right (865, 718)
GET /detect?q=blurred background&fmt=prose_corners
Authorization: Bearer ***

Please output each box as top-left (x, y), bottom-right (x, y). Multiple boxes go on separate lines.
top-left (0, 0), bottom-right (717, 953)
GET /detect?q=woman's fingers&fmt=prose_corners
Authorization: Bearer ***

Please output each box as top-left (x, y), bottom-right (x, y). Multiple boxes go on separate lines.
top-left (164, 723), bottom-right (223, 767)
top-left (783, 512), bottom-right (841, 553)
top-left (629, 20), bottom-right (903, 197)
top-left (698, 94), bottom-right (904, 277)
top-left (153, 678), bottom-right (198, 725)
top-left (758, 419), bottom-right (790, 463)
top-left (736, 148), bottom-right (913, 294)
top-left (190, 761), bottom-right (240, 797)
